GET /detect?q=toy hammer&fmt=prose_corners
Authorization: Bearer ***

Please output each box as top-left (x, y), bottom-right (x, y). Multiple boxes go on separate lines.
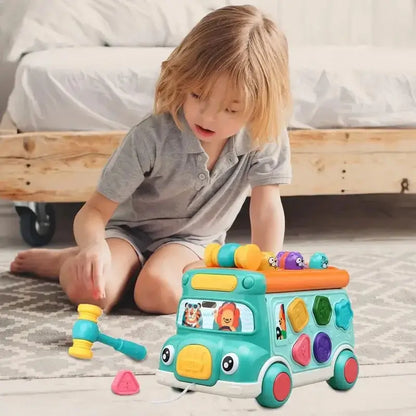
top-left (68, 304), bottom-right (147, 361)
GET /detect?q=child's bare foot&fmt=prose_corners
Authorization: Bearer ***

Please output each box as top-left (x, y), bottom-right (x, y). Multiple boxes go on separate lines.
top-left (9, 247), bottom-right (78, 279)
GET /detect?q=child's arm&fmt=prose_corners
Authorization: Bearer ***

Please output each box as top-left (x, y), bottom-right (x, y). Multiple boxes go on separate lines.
top-left (73, 191), bottom-right (119, 298)
top-left (74, 191), bottom-right (118, 248)
top-left (249, 184), bottom-right (285, 253)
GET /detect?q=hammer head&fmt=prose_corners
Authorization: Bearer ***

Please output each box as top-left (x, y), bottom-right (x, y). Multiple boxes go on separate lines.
top-left (68, 339), bottom-right (94, 359)
top-left (77, 304), bottom-right (103, 322)
top-left (68, 304), bottom-right (102, 359)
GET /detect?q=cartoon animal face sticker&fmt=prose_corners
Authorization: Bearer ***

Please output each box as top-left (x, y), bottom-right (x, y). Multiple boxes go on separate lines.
top-left (276, 251), bottom-right (305, 270)
top-left (268, 256), bottom-right (278, 268)
top-left (215, 302), bottom-right (240, 332)
top-left (182, 302), bottom-right (202, 328)
top-left (276, 304), bottom-right (287, 340)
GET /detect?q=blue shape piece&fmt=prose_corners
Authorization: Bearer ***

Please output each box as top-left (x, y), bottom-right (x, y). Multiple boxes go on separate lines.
top-left (335, 299), bottom-right (353, 330)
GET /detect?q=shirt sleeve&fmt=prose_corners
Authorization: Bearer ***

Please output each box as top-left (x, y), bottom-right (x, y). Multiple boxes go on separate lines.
top-left (247, 127), bottom-right (292, 188)
top-left (97, 124), bottom-right (155, 203)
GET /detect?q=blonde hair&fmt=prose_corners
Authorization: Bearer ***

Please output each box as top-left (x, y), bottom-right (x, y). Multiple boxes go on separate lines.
top-left (154, 5), bottom-right (292, 145)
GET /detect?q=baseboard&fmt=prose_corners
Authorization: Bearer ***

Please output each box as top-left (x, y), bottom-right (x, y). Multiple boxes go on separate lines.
top-left (0, 200), bottom-right (14, 215)
top-left (0, 200), bottom-right (20, 240)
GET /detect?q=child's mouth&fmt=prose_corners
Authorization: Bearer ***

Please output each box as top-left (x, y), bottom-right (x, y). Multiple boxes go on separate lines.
top-left (195, 124), bottom-right (215, 137)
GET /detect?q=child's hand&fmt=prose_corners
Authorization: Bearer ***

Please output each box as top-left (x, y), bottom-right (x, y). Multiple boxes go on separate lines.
top-left (73, 240), bottom-right (111, 300)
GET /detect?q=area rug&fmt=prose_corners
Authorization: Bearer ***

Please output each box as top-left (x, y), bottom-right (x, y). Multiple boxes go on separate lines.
top-left (0, 250), bottom-right (415, 380)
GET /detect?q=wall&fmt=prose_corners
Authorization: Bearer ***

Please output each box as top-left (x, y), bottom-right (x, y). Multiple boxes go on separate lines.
top-left (276, 0), bottom-right (416, 47)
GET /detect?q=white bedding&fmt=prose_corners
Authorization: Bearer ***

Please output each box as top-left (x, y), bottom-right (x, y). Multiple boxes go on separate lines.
top-left (7, 45), bottom-right (416, 131)
top-left (290, 45), bottom-right (416, 129)
top-left (0, 0), bottom-right (276, 62)
top-left (8, 47), bottom-right (174, 131)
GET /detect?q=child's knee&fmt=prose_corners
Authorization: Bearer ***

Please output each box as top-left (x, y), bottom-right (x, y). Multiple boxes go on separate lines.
top-left (134, 271), bottom-right (179, 314)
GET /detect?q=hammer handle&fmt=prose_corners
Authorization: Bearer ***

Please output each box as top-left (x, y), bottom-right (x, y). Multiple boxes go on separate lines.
top-left (98, 333), bottom-right (147, 361)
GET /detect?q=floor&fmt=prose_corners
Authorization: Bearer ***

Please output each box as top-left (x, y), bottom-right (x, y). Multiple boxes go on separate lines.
top-left (1, 194), bottom-right (416, 416)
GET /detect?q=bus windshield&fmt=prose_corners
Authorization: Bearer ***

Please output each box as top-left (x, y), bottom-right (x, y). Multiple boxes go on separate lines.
top-left (177, 299), bottom-right (254, 333)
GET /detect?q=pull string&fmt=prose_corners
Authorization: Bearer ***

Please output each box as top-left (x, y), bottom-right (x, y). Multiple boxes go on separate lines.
top-left (150, 383), bottom-right (196, 404)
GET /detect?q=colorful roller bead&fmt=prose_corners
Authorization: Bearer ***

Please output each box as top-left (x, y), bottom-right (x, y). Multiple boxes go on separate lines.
top-left (218, 243), bottom-right (241, 267)
top-left (234, 244), bottom-right (262, 270)
top-left (204, 243), bottom-right (262, 270)
top-left (276, 251), bottom-right (305, 270)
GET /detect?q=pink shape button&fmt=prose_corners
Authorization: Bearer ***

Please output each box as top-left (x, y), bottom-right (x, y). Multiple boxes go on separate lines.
top-left (111, 370), bottom-right (140, 395)
top-left (292, 334), bottom-right (311, 366)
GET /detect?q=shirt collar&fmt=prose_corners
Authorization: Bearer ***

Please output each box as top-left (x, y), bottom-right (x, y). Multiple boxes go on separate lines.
top-left (233, 127), bottom-right (254, 156)
top-left (178, 109), bottom-right (205, 154)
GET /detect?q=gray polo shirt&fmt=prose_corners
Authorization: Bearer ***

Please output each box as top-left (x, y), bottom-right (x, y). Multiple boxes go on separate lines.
top-left (97, 111), bottom-right (291, 251)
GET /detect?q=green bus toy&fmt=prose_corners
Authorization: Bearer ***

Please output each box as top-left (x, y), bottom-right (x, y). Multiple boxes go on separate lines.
top-left (156, 243), bottom-right (358, 408)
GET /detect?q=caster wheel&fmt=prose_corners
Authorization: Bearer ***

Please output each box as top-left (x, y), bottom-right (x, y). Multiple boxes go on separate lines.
top-left (15, 203), bottom-right (56, 247)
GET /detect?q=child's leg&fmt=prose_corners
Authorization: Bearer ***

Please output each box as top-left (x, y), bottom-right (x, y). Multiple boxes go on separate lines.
top-left (10, 247), bottom-right (79, 278)
top-left (134, 243), bottom-right (200, 314)
top-left (59, 238), bottom-right (141, 313)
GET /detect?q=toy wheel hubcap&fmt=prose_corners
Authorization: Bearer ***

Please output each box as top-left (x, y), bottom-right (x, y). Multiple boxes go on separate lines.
top-left (273, 372), bottom-right (291, 401)
top-left (344, 357), bottom-right (358, 383)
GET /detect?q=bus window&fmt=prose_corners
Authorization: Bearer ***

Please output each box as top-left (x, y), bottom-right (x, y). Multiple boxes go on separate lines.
top-left (178, 299), bottom-right (254, 333)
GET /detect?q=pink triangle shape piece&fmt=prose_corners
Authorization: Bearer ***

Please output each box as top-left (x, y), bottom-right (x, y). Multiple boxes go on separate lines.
top-left (111, 370), bottom-right (140, 395)
top-left (292, 334), bottom-right (311, 366)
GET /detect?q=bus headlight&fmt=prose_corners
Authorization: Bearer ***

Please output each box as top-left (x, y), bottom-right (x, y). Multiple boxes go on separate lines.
top-left (161, 345), bottom-right (175, 365)
top-left (221, 353), bottom-right (239, 375)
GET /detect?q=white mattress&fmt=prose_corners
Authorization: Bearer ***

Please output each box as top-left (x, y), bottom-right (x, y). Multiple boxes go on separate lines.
top-left (7, 46), bottom-right (416, 131)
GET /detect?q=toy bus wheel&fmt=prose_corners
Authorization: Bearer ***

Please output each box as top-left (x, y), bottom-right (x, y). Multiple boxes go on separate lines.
top-left (256, 363), bottom-right (292, 408)
top-left (327, 349), bottom-right (359, 391)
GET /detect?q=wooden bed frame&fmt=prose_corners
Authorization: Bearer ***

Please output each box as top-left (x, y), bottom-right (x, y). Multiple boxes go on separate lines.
top-left (1, 129), bottom-right (415, 201)
top-left (1, 113), bottom-right (415, 202)
top-left (1, 111), bottom-right (415, 246)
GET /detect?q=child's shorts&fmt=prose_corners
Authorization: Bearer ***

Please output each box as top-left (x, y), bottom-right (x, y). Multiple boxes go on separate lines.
top-left (105, 225), bottom-right (205, 265)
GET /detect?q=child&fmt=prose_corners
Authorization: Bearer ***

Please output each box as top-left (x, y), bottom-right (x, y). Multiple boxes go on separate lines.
top-left (10, 5), bottom-right (292, 314)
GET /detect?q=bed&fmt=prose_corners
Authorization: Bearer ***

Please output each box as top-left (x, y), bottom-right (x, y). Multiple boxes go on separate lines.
top-left (0, 0), bottom-right (415, 246)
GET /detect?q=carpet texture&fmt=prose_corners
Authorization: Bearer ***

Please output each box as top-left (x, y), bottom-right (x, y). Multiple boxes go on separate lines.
top-left (0, 250), bottom-right (415, 380)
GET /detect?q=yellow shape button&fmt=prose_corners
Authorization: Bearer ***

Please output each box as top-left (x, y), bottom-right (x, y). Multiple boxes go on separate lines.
top-left (176, 345), bottom-right (212, 380)
top-left (288, 298), bottom-right (309, 332)
top-left (191, 274), bottom-right (237, 292)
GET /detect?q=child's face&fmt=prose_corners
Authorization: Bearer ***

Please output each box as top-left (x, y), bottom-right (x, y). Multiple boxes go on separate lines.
top-left (183, 74), bottom-right (250, 144)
